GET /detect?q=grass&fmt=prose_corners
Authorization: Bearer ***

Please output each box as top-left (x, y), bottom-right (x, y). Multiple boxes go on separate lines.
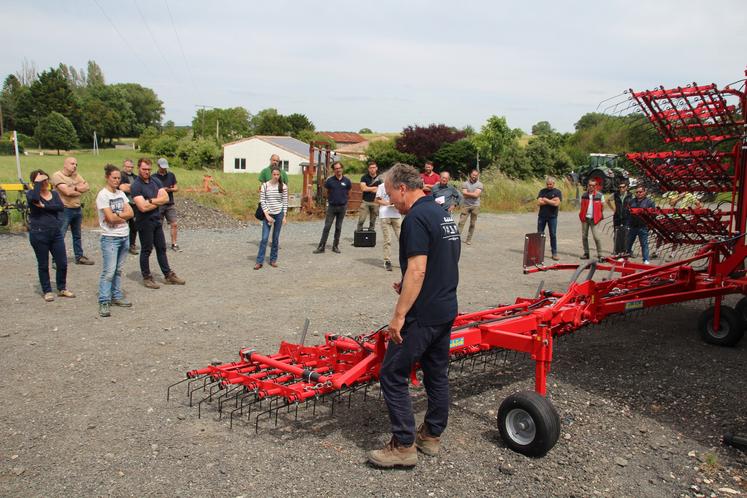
top-left (0, 148), bottom-right (578, 230)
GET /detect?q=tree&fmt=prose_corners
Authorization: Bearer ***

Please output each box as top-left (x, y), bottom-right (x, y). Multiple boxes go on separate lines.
top-left (1, 75), bottom-right (24, 132)
top-left (111, 83), bottom-right (164, 133)
top-left (80, 85), bottom-right (135, 144)
top-left (176, 136), bottom-right (222, 170)
top-left (192, 107), bottom-right (251, 142)
top-left (251, 108), bottom-right (290, 136)
top-left (432, 139), bottom-right (477, 178)
top-left (22, 68), bottom-right (82, 137)
top-left (366, 138), bottom-right (417, 170)
top-left (395, 124), bottom-right (466, 164)
top-left (15, 58), bottom-right (37, 86)
top-left (136, 126), bottom-right (160, 152)
top-left (86, 60), bottom-right (105, 87)
top-left (285, 113), bottom-right (315, 139)
top-left (495, 142), bottom-right (532, 179)
top-left (470, 115), bottom-right (516, 165)
top-left (359, 127), bottom-right (372, 134)
top-left (531, 121), bottom-right (554, 136)
top-left (35, 111), bottom-right (77, 154)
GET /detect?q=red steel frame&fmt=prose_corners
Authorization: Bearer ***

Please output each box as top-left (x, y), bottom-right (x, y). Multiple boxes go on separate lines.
top-left (176, 69), bottom-right (747, 422)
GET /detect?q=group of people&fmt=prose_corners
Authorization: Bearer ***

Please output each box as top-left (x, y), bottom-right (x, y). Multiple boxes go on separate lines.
top-left (536, 176), bottom-right (701, 264)
top-left (26, 157), bottom-right (185, 317)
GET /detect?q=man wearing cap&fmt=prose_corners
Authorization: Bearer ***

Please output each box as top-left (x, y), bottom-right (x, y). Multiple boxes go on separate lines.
top-left (154, 157), bottom-right (180, 251)
top-left (51, 156), bottom-right (94, 265)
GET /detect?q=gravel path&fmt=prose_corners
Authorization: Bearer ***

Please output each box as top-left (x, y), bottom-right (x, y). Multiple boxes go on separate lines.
top-left (1, 210), bottom-right (745, 497)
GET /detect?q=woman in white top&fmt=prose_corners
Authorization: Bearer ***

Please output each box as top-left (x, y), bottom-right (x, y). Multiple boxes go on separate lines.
top-left (96, 164), bottom-right (134, 317)
top-left (255, 166), bottom-right (288, 269)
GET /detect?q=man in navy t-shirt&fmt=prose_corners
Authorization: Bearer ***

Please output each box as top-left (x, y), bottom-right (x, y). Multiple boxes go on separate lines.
top-left (536, 176), bottom-right (562, 261)
top-left (313, 161), bottom-right (352, 254)
top-left (367, 163), bottom-right (461, 469)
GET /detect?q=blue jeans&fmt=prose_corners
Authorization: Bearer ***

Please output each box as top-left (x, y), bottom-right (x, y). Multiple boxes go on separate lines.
top-left (256, 212), bottom-right (284, 264)
top-left (627, 226), bottom-right (650, 261)
top-left (98, 235), bottom-right (129, 303)
top-left (380, 317), bottom-right (453, 446)
top-left (537, 216), bottom-right (558, 255)
top-left (29, 227), bottom-right (68, 293)
top-left (60, 207), bottom-right (84, 260)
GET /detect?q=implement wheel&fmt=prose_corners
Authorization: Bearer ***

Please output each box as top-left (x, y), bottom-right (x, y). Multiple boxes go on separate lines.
top-left (735, 297), bottom-right (747, 325)
top-left (698, 306), bottom-right (744, 347)
top-left (497, 391), bottom-right (560, 457)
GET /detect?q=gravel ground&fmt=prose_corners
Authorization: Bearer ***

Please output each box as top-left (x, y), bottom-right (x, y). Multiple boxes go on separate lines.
top-left (1, 208), bottom-right (746, 497)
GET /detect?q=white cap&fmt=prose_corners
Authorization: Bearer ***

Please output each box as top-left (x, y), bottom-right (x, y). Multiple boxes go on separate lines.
top-left (157, 158), bottom-right (169, 169)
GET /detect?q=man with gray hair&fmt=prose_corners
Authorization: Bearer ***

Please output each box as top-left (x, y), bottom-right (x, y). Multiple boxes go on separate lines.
top-left (536, 176), bottom-right (562, 261)
top-left (367, 163), bottom-right (461, 469)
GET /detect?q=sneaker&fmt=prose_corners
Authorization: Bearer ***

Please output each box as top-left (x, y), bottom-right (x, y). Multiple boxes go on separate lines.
top-left (58, 289), bottom-right (76, 298)
top-left (367, 438), bottom-right (417, 468)
top-left (332, 246), bottom-right (341, 254)
top-left (129, 246), bottom-right (139, 255)
top-left (165, 271), bottom-right (186, 285)
top-left (143, 277), bottom-right (160, 289)
top-left (385, 261), bottom-right (392, 271)
top-left (415, 423), bottom-right (440, 456)
top-left (254, 263), bottom-right (263, 270)
top-left (551, 254), bottom-right (559, 261)
top-left (43, 292), bottom-right (55, 302)
top-left (580, 254), bottom-right (590, 260)
top-left (269, 261), bottom-right (278, 268)
top-left (76, 256), bottom-right (94, 265)
top-left (171, 244), bottom-right (182, 252)
top-left (313, 247), bottom-right (325, 254)
top-left (98, 302), bottom-right (111, 317)
top-left (464, 240), bottom-right (472, 245)
top-left (112, 298), bottom-right (132, 307)
top-left (643, 260), bottom-right (650, 265)
top-left (597, 256), bottom-right (605, 262)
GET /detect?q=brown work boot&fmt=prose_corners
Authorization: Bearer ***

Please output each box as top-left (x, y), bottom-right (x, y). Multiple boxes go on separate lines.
top-left (367, 437), bottom-right (417, 468)
top-left (143, 276), bottom-right (160, 289)
top-left (415, 423), bottom-right (441, 456)
top-left (164, 271), bottom-right (185, 285)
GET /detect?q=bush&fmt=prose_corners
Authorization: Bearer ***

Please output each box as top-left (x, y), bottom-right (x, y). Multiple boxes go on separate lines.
top-left (175, 137), bottom-right (221, 170)
top-left (366, 138), bottom-right (417, 171)
top-left (136, 126), bottom-right (159, 152)
top-left (151, 134), bottom-right (178, 158)
top-left (0, 132), bottom-right (30, 155)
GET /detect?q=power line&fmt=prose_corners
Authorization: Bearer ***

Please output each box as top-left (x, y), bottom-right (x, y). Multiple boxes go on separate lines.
top-left (164, 0), bottom-right (199, 100)
top-left (133, 0), bottom-right (178, 80)
top-left (91, 0), bottom-right (152, 74)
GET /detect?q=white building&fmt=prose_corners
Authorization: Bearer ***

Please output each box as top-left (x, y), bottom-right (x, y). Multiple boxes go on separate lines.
top-left (222, 136), bottom-right (310, 174)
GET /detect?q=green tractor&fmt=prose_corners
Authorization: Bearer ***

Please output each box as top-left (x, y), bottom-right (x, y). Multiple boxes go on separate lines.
top-left (577, 153), bottom-right (630, 193)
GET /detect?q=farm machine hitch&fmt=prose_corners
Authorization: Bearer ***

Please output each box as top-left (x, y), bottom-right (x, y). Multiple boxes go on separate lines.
top-left (170, 68), bottom-right (747, 458)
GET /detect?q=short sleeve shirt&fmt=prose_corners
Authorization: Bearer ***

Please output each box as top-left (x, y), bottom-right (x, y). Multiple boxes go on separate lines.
top-left (421, 172), bottom-right (439, 190)
top-left (537, 188), bottom-right (562, 218)
top-left (360, 173), bottom-right (381, 202)
top-left (154, 171), bottom-right (177, 205)
top-left (119, 171), bottom-right (137, 203)
top-left (130, 176), bottom-right (164, 224)
top-left (375, 183), bottom-right (400, 219)
top-left (462, 180), bottom-right (484, 207)
top-left (96, 188), bottom-right (129, 237)
top-left (325, 175), bottom-right (352, 206)
top-left (258, 166), bottom-right (289, 184)
top-left (51, 170), bottom-right (86, 208)
top-left (399, 196), bottom-right (461, 326)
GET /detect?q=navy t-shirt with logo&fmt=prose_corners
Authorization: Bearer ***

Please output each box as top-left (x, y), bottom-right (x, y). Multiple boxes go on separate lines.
top-left (154, 171), bottom-right (177, 205)
top-left (399, 195), bottom-right (461, 326)
top-left (359, 173), bottom-right (381, 202)
top-left (130, 176), bottom-right (164, 225)
top-left (537, 187), bottom-right (562, 218)
top-left (325, 175), bottom-right (352, 206)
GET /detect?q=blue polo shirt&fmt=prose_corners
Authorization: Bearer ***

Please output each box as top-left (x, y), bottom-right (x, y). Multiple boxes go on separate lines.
top-left (325, 175), bottom-right (352, 206)
top-left (399, 195), bottom-right (461, 326)
top-left (130, 176), bottom-right (164, 225)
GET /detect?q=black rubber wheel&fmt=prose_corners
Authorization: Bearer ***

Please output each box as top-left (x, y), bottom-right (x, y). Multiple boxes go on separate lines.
top-left (497, 391), bottom-right (560, 457)
top-left (0, 209), bottom-right (8, 227)
top-left (698, 305), bottom-right (744, 347)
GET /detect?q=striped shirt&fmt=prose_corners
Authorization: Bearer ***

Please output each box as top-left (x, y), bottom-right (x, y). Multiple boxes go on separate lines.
top-left (260, 181), bottom-right (288, 215)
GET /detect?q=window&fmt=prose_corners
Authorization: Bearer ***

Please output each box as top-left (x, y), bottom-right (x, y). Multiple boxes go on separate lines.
top-left (282, 160), bottom-right (289, 172)
top-left (234, 158), bottom-right (246, 170)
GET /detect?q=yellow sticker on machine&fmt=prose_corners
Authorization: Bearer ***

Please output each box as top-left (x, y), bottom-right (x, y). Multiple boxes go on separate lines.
top-left (625, 300), bottom-right (644, 311)
top-left (450, 337), bottom-right (465, 349)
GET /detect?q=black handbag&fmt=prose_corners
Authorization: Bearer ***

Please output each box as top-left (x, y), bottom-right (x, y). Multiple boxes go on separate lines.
top-left (255, 202), bottom-right (264, 220)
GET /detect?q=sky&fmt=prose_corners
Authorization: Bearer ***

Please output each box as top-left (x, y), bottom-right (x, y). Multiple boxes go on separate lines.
top-left (4, 0), bottom-right (746, 133)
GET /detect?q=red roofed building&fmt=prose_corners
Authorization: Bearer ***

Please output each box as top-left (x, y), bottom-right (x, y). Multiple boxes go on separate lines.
top-left (318, 132), bottom-right (366, 145)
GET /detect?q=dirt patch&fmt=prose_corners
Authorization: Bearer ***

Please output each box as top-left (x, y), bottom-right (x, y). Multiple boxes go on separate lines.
top-left (0, 211), bottom-right (745, 496)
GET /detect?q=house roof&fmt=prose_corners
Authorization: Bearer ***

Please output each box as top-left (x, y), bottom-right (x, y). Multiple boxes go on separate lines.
top-left (223, 135), bottom-right (310, 159)
top-left (318, 132), bottom-right (366, 144)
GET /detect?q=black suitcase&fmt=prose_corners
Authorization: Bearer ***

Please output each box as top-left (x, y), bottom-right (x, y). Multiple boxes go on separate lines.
top-left (613, 226), bottom-right (630, 255)
top-left (353, 228), bottom-right (376, 247)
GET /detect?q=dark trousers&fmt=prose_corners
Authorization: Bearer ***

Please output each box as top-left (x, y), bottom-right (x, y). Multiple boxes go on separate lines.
top-left (128, 205), bottom-right (138, 247)
top-left (380, 318), bottom-right (453, 446)
top-left (137, 220), bottom-right (171, 278)
top-left (29, 228), bottom-right (68, 293)
top-left (537, 216), bottom-right (558, 256)
top-left (318, 204), bottom-right (346, 249)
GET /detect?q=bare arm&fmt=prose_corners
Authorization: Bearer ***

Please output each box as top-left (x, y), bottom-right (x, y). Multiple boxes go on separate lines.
top-left (462, 188), bottom-right (482, 199)
top-left (119, 183), bottom-right (131, 193)
top-left (388, 255), bottom-right (427, 344)
top-left (55, 182), bottom-right (81, 198)
top-left (151, 188), bottom-right (169, 206)
top-left (76, 179), bottom-right (90, 193)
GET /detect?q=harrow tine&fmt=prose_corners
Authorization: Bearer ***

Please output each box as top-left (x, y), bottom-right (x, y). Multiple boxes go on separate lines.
top-left (216, 386), bottom-right (245, 416)
top-left (166, 376), bottom-right (193, 402)
top-left (228, 393), bottom-right (261, 429)
top-left (189, 379), bottom-right (222, 407)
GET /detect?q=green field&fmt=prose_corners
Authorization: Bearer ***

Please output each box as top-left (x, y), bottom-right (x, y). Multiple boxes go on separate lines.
top-left (0, 149), bottom-right (304, 227)
top-left (1, 149), bottom-right (577, 230)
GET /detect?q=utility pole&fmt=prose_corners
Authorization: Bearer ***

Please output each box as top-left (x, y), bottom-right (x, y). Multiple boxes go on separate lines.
top-left (195, 104), bottom-right (218, 139)
top-left (0, 102), bottom-right (4, 137)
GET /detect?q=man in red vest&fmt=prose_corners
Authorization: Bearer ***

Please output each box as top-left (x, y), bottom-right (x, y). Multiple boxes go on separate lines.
top-left (579, 180), bottom-right (604, 261)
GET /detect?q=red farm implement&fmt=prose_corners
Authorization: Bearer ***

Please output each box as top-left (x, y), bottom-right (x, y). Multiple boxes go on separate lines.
top-left (170, 69), bottom-right (747, 458)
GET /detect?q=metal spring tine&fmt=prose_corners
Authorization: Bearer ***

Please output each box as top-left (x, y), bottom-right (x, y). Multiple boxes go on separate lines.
top-left (189, 379), bottom-right (222, 407)
top-left (166, 376), bottom-right (194, 402)
top-left (216, 386), bottom-right (245, 415)
top-left (228, 394), bottom-right (260, 429)
top-left (186, 375), bottom-right (210, 398)
top-left (197, 384), bottom-right (225, 419)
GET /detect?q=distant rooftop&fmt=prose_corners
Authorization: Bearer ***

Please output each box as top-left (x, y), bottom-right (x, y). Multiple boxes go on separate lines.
top-left (319, 132), bottom-right (366, 144)
top-left (223, 135), bottom-right (310, 158)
